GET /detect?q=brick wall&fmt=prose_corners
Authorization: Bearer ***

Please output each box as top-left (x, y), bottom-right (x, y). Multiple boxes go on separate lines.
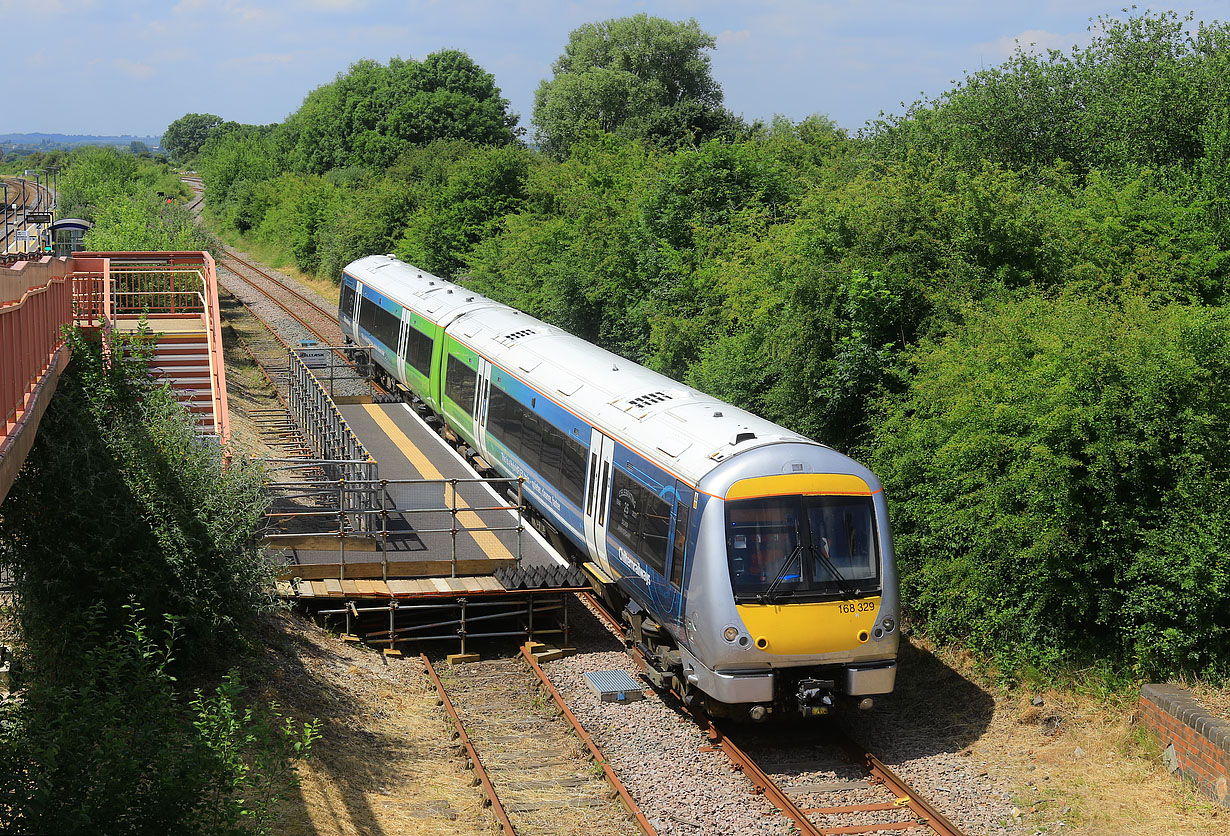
top-left (1139, 683), bottom-right (1230, 807)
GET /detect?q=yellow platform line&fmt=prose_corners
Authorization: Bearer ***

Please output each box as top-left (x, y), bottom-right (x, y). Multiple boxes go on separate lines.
top-left (362, 404), bottom-right (514, 562)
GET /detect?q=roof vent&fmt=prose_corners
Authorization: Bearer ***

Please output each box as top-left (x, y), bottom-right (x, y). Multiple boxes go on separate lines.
top-left (733, 431), bottom-right (757, 445)
top-left (497, 328), bottom-right (537, 346)
top-left (712, 411), bottom-right (723, 418)
top-left (465, 296), bottom-right (474, 302)
top-left (626, 391), bottom-right (673, 410)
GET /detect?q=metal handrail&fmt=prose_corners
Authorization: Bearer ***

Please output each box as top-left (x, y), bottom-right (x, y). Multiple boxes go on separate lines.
top-left (265, 475), bottom-right (527, 579)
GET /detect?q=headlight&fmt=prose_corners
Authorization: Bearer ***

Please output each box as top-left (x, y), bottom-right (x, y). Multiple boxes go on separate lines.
top-left (723, 626), bottom-right (739, 643)
top-left (882, 617), bottom-right (897, 633)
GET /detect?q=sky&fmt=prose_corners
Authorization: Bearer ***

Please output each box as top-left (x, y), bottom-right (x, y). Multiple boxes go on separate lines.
top-left (2, 1), bottom-right (1228, 139)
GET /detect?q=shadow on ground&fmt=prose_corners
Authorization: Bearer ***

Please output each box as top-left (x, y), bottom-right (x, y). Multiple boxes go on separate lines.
top-left (838, 635), bottom-right (997, 761)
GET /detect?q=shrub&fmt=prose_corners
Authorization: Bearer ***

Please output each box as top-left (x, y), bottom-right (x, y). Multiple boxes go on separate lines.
top-left (867, 292), bottom-right (1230, 678)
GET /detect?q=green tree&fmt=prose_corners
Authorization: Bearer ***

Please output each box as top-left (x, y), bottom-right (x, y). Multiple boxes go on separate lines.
top-left (280, 51), bottom-right (518, 174)
top-left (533, 14), bottom-right (734, 159)
top-left (867, 293), bottom-right (1230, 677)
top-left (872, 11), bottom-right (1230, 177)
top-left (162, 113), bottom-right (225, 163)
top-left (396, 143), bottom-right (532, 276)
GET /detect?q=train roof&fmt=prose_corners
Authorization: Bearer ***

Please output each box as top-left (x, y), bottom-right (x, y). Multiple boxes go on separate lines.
top-left (346, 255), bottom-right (828, 488)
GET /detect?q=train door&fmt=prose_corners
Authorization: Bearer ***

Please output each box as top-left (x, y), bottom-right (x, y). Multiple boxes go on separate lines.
top-left (665, 484), bottom-right (695, 626)
top-left (396, 314), bottom-right (410, 376)
top-left (583, 430), bottom-right (616, 571)
top-left (473, 357), bottom-right (491, 458)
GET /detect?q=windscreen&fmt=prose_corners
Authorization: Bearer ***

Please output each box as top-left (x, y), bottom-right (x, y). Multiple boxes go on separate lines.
top-left (726, 495), bottom-right (879, 601)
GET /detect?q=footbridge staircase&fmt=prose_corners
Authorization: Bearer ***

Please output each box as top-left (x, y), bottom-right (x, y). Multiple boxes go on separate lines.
top-left (1, 251), bottom-right (230, 504)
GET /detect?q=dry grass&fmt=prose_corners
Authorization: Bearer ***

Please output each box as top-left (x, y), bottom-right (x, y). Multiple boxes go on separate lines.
top-left (914, 638), bottom-right (1228, 835)
top-left (1175, 678), bottom-right (1230, 724)
top-left (249, 614), bottom-right (497, 836)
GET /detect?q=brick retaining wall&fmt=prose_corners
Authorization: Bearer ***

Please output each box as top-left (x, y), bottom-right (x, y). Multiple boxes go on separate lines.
top-left (1139, 683), bottom-right (1230, 807)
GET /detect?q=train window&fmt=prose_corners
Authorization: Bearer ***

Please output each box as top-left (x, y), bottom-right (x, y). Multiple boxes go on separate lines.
top-left (561, 440), bottom-right (588, 509)
top-left (669, 487), bottom-right (693, 590)
top-left (487, 381), bottom-right (587, 508)
top-left (610, 468), bottom-right (670, 578)
top-left (406, 324), bottom-right (433, 377)
top-left (806, 498), bottom-right (878, 584)
top-left (445, 354), bottom-right (477, 412)
top-left (358, 295), bottom-right (400, 351)
top-left (340, 282), bottom-right (356, 321)
top-left (725, 495), bottom-right (879, 601)
top-left (585, 453), bottom-right (598, 516)
top-left (597, 462), bottom-right (610, 527)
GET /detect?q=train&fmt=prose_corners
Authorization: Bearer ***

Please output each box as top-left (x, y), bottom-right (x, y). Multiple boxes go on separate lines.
top-left (339, 255), bottom-right (900, 720)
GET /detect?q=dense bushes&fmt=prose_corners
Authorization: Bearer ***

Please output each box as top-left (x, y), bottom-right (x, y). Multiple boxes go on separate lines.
top-left (54, 146), bottom-right (216, 252)
top-left (1, 329), bottom-right (270, 669)
top-left (0, 608), bottom-right (318, 835)
top-left (867, 295), bottom-right (1230, 677)
top-left (0, 330), bottom-right (313, 833)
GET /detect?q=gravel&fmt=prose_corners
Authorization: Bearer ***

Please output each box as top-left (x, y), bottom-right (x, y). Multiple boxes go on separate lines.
top-left (217, 261), bottom-right (373, 402)
top-left (541, 599), bottom-right (1025, 836)
top-left (541, 601), bottom-right (790, 836)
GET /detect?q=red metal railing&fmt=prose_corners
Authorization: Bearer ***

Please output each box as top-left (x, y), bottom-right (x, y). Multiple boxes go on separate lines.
top-left (1, 276), bottom-right (71, 436)
top-left (2, 251), bottom-right (232, 503)
top-left (88, 252), bottom-right (230, 445)
top-left (0, 275), bottom-right (74, 503)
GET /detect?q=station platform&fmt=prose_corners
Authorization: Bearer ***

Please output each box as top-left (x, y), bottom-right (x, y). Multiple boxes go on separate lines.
top-left (267, 398), bottom-right (568, 589)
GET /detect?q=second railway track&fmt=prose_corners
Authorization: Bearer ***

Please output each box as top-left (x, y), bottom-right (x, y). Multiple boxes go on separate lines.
top-left (423, 650), bottom-right (651, 836)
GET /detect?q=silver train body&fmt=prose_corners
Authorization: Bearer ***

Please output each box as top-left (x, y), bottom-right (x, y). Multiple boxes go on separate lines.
top-left (340, 255), bottom-right (899, 717)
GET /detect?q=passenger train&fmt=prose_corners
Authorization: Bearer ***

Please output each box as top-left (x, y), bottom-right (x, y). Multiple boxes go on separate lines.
top-left (340, 255), bottom-right (899, 719)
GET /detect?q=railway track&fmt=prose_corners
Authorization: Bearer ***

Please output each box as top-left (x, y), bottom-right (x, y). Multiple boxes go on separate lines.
top-left (220, 252), bottom-right (345, 343)
top-left (422, 650), bottom-right (651, 836)
top-left (215, 251), bottom-right (377, 401)
top-left (575, 592), bottom-right (966, 836)
top-left (1, 178), bottom-right (48, 254)
top-left (181, 174), bottom-right (204, 213)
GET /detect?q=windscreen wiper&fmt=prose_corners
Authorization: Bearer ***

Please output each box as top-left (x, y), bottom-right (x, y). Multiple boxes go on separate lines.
top-left (808, 540), bottom-right (855, 597)
top-left (761, 543), bottom-right (804, 603)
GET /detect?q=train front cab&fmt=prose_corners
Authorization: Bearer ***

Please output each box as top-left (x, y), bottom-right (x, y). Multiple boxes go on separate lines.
top-left (680, 469), bottom-right (900, 720)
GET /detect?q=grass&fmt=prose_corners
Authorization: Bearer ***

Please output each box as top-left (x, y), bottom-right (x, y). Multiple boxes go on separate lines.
top-left (910, 632), bottom-right (1230, 836)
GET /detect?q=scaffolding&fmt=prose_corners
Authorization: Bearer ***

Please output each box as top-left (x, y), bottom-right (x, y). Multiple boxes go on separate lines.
top-left (315, 593), bottom-right (570, 655)
top-left (264, 473), bottom-right (525, 579)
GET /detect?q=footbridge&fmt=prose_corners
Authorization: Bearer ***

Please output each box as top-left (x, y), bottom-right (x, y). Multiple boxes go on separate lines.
top-left (0, 251), bottom-right (229, 503)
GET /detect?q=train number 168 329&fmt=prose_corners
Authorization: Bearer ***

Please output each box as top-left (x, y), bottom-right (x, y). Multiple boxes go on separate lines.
top-left (838, 601), bottom-right (878, 614)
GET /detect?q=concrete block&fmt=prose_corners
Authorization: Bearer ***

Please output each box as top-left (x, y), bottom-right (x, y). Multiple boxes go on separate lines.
top-left (447, 652), bottom-right (480, 666)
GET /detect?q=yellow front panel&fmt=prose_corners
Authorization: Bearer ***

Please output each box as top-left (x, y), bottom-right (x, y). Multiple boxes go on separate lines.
top-left (725, 473), bottom-right (873, 500)
top-left (736, 597), bottom-right (881, 656)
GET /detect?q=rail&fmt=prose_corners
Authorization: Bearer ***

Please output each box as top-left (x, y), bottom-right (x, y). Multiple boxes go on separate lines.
top-left (574, 592), bottom-right (966, 836)
top-left (422, 653), bottom-right (517, 835)
top-left (521, 645), bottom-right (660, 836)
top-left (287, 346), bottom-right (374, 464)
top-left (0, 275), bottom-right (72, 503)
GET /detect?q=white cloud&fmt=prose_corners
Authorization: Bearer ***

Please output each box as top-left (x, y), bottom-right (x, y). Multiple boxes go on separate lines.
top-left (305, 0), bottom-right (370, 10)
top-left (717, 29), bottom-right (751, 46)
top-left (224, 51), bottom-right (303, 69)
top-left (981, 28), bottom-right (1086, 60)
top-left (113, 58), bottom-right (155, 80)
